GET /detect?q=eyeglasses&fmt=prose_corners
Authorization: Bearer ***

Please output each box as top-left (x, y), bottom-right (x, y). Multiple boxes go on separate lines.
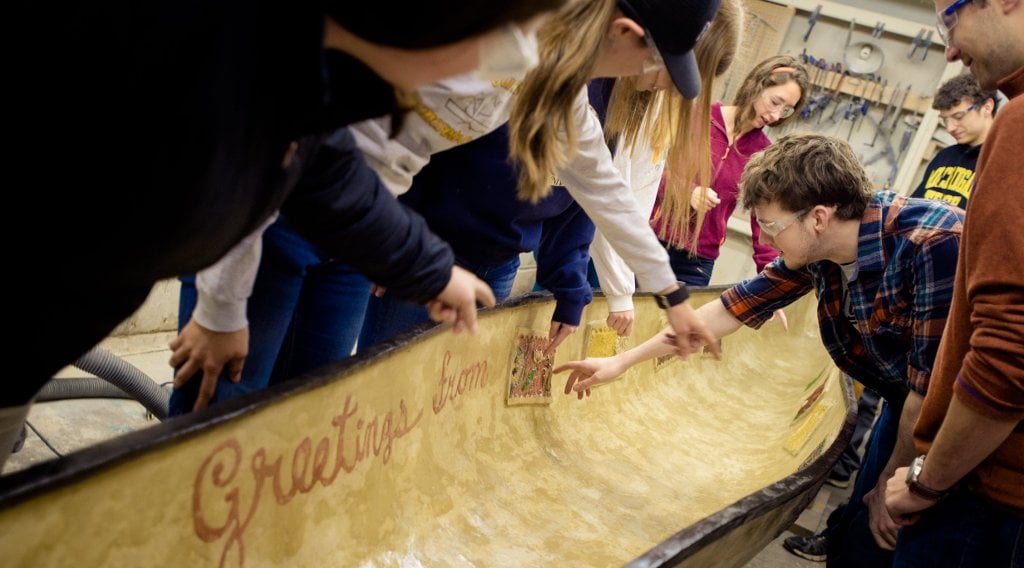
top-left (761, 91), bottom-right (796, 119)
top-left (757, 208), bottom-right (809, 237)
top-left (940, 103), bottom-right (978, 126)
top-left (641, 30), bottom-right (665, 75)
top-left (936, 0), bottom-right (972, 44)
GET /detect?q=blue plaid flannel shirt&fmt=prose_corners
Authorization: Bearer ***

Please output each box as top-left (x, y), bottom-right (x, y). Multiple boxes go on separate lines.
top-left (721, 192), bottom-right (964, 398)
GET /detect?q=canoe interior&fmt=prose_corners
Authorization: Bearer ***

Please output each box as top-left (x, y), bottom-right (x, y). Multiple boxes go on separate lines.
top-left (0, 291), bottom-right (853, 567)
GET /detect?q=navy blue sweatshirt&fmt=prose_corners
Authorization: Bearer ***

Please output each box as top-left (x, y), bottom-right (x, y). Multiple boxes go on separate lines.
top-left (400, 124), bottom-right (595, 326)
top-left (13, 3), bottom-right (451, 405)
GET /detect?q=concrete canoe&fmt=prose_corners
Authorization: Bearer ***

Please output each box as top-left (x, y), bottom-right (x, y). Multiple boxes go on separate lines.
top-left (0, 289), bottom-right (854, 567)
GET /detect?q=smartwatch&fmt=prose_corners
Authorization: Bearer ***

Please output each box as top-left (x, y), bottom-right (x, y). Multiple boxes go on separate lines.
top-left (654, 283), bottom-right (690, 309)
top-left (906, 455), bottom-right (947, 501)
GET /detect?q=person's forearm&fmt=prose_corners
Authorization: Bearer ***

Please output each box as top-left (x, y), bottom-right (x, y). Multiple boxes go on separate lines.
top-left (559, 89), bottom-right (676, 294)
top-left (590, 230), bottom-right (636, 311)
top-left (615, 298), bottom-right (742, 369)
top-left (918, 395), bottom-right (1019, 491)
top-left (693, 297), bottom-right (744, 340)
top-left (615, 327), bottom-right (675, 369)
top-left (879, 390), bottom-right (924, 483)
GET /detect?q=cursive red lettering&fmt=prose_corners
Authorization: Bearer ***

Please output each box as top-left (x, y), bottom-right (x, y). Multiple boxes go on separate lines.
top-left (193, 439), bottom-right (262, 568)
top-left (432, 351), bottom-right (490, 415)
top-left (191, 395), bottom-right (424, 566)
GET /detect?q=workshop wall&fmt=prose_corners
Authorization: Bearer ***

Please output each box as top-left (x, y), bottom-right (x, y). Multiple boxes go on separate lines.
top-left (713, 0), bottom-right (964, 285)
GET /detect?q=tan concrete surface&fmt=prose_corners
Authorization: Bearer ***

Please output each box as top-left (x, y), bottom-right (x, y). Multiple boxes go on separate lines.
top-left (0, 292), bottom-right (847, 568)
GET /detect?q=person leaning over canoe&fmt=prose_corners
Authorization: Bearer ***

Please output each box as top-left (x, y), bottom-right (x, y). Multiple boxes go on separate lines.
top-left (167, 0), bottom-right (734, 414)
top-left (5, 0), bottom-right (566, 470)
top-left (556, 133), bottom-right (964, 568)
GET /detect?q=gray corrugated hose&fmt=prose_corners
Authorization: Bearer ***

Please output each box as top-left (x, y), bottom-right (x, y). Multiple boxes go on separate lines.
top-left (59, 347), bottom-right (170, 420)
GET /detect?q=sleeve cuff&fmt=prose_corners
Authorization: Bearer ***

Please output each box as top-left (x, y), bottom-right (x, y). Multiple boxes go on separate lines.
top-left (606, 294), bottom-right (635, 313)
top-left (552, 296), bottom-right (587, 327)
top-left (635, 267), bottom-right (677, 297)
top-left (192, 293), bottom-right (248, 333)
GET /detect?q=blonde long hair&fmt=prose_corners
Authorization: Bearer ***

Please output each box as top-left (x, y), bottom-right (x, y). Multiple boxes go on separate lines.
top-left (643, 0), bottom-right (743, 245)
top-left (507, 0), bottom-right (616, 202)
top-left (508, 0), bottom-right (741, 211)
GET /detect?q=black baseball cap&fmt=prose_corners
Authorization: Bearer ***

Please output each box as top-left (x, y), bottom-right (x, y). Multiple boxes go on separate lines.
top-left (618, 0), bottom-right (722, 99)
top-left (328, 2), bottom-right (564, 49)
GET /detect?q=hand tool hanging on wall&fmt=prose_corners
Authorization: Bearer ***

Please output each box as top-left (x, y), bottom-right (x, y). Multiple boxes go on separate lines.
top-left (889, 127), bottom-right (914, 187)
top-left (920, 30), bottom-right (934, 61)
top-left (821, 64), bottom-right (846, 124)
top-left (804, 5), bottom-right (823, 42)
top-left (801, 56), bottom-right (821, 119)
top-left (902, 98), bottom-right (925, 158)
top-left (845, 76), bottom-right (871, 140)
top-left (863, 114), bottom-right (898, 188)
top-left (857, 76), bottom-right (883, 133)
top-left (868, 80), bottom-right (899, 147)
top-left (887, 95), bottom-right (928, 187)
top-left (890, 84), bottom-right (913, 131)
top-left (804, 58), bottom-right (832, 120)
top-left (817, 63), bottom-right (836, 124)
top-left (828, 70), bottom-right (851, 124)
top-left (886, 83), bottom-right (910, 130)
top-left (907, 28), bottom-right (926, 58)
top-left (864, 129), bottom-right (896, 166)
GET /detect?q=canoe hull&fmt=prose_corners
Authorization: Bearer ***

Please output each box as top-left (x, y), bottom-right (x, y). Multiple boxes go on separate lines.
top-left (0, 291), bottom-right (853, 567)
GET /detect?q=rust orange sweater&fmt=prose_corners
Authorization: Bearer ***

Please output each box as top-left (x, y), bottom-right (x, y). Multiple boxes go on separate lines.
top-left (912, 65), bottom-right (1024, 513)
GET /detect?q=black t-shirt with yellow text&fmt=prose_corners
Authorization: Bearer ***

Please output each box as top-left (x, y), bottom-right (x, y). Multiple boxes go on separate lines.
top-left (910, 143), bottom-right (981, 210)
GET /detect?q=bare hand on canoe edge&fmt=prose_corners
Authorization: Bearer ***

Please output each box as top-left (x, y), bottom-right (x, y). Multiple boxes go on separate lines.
top-left (426, 266), bottom-right (496, 334)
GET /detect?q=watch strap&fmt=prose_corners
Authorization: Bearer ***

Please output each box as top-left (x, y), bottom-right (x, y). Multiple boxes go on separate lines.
top-left (908, 479), bottom-right (947, 500)
top-left (654, 284), bottom-right (690, 309)
top-left (907, 455), bottom-right (947, 501)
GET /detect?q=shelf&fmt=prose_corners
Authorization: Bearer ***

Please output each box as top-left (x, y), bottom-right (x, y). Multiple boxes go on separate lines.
top-left (764, 0), bottom-right (946, 46)
top-left (807, 69), bottom-right (932, 114)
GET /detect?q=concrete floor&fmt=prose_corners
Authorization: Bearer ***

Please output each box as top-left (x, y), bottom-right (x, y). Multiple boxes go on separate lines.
top-left (3, 330), bottom-right (853, 567)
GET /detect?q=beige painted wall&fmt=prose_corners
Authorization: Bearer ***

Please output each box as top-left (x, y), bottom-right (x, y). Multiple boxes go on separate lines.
top-left (111, 278), bottom-right (181, 336)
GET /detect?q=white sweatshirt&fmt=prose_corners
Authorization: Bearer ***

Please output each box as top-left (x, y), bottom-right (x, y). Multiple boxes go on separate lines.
top-left (589, 131), bottom-right (665, 313)
top-left (192, 214), bottom-right (277, 331)
top-left (193, 71), bottom-right (676, 331)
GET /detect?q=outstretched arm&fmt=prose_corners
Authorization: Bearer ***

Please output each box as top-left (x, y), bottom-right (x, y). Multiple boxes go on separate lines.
top-left (556, 298), bottom-right (743, 398)
top-left (536, 199), bottom-right (595, 356)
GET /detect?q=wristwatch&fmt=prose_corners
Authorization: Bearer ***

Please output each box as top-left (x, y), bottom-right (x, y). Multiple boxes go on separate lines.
top-left (906, 455), bottom-right (947, 501)
top-left (654, 283), bottom-right (690, 309)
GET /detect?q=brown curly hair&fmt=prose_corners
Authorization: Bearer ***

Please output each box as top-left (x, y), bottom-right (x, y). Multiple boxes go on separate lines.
top-left (740, 134), bottom-right (873, 221)
top-left (932, 73), bottom-right (998, 114)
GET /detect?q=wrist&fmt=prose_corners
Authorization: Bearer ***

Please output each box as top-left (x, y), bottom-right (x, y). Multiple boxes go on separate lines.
top-left (606, 294), bottom-right (634, 313)
top-left (193, 293), bottom-right (249, 333)
top-left (905, 455), bottom-right (949, 501)
top-left (654, 283), bottom-right (689, 309)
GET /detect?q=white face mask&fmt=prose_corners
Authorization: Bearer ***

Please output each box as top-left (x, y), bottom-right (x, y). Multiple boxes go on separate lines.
top-left (475, 24), bottom-right (540, 81)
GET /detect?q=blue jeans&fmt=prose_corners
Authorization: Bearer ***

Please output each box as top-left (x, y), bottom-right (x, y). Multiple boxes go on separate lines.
top-left (359, 256), bottom-right (519, 351)
top-left (826, 401), bottom-right (900, 567)
top-left (832, 388), bottom-right (882, 479)
top-left (893, 490), bottom-right (1023, 567)
top-left (663, 243), bottom-right (715, 286)
top-left (170, 218), bottom-right (371, 416)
